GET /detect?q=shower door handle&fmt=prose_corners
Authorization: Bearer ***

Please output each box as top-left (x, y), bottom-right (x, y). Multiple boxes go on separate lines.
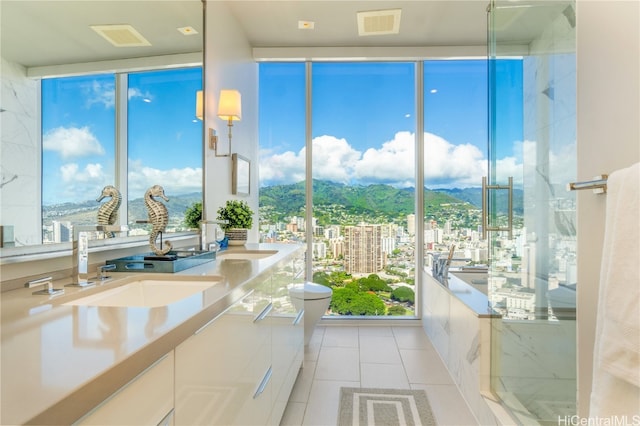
top-left (482, 176), bottom-right (513, 240)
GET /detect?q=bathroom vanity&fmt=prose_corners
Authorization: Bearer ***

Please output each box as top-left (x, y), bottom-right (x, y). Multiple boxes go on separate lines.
top-left (0, 243), bottom-right (305, 425)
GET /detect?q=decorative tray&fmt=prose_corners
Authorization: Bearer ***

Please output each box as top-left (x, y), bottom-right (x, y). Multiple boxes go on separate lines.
top-left (106, 250), bottom-right (216, 273)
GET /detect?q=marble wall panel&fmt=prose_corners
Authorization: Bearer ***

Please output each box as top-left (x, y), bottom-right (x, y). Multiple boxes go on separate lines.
top-left (1, 57), bottom-right (40, 245)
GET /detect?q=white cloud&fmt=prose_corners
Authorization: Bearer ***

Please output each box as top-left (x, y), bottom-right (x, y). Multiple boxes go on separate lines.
top-left (60, 163), bottom-right (105, 183)
top-left (259, 148), bottom-right (306, 184)
top-left (128, 159), bottom-right (202, 199)
top-left (312, 135), bottom-right (361, 183)
top-left (128, 87), bottom-right (153, 102)
top-left (423, 132), bottom-right (486, 187)
top-left (355, 131), bottom-right (415, 187)
top-left (43, 126), bottom-right (105, 159)
top-left (259, 131), bottom-right (505, 189)
top-left (84, 79), bottom-right (115, 108)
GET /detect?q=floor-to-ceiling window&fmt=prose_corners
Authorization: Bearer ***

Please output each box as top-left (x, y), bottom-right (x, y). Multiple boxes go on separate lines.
top-left (310, 62), bottom-right (416, 317)
top-left (422, 59), bottom-right (502, 291)
top-left (258, 59), bottom-right (525, 318)
top-left (259, 62), bottom-right (417, 317)
top-left (42, 74), bottom-right (117, 243)
top-left (41, 67), bottom-right (202, 243)
top-left (127, 68), bottom-right (203, 234)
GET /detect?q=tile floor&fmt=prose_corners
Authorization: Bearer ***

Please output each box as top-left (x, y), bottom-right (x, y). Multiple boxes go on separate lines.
top-left (280, 325), bottom-right (479, 426)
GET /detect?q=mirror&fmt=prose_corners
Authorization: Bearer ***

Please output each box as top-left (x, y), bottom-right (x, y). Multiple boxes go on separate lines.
top-left (0, 1), bottom-right (203, 255)
top-left (232, 154), bottom-right (251, 196)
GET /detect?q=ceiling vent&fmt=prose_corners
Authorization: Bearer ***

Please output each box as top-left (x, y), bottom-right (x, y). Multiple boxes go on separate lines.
top-left (357, 9), bottom-right (401, 36)
top-left (90, 24), bottom-right (151, 47)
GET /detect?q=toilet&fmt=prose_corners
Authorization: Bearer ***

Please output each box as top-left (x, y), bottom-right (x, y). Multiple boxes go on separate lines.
top-left (289, 282), bottom-right (332, 346)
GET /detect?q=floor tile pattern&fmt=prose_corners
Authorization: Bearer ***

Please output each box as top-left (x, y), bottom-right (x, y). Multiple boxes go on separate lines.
top-left (280, 326), bottom-right (479, 426)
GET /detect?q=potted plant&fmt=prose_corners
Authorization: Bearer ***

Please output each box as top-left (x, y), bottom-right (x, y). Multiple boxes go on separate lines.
top-left (216, 200), bottom-right (254, 245)
top-left (183, 201), bottom-right (202, 230)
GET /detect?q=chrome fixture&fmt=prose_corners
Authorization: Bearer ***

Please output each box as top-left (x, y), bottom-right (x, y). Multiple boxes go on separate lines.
top-left (68, 225), bottom-right (128, 287)
top-left (97, 264), bottom-right (117, 280)
top-left (481, 176), bottom-right (514, 240)
top-left (567, 174), bottom-right (608, 194)
top-left (199, 220), bottom-right (226, 251)
top-left (26, 276), bottom-right (63, 296)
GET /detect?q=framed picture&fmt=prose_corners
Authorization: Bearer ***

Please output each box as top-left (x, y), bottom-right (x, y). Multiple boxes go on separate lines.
top-left (232, 153), bottom-right (250, 196)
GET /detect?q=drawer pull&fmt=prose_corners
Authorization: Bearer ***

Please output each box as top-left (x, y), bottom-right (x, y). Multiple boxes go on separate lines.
top-left (293, 309), bottom-right (304, 326)
top-left (253, 366), bottom-right (272, 399)
top-left (254, 302), bottom-right (273, 323)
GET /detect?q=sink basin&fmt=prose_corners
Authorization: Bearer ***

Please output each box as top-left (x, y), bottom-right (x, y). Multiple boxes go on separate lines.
top-left (217, 250), bottom-right (278, 260)
top-left (64, 278), bottom-right (223, 308)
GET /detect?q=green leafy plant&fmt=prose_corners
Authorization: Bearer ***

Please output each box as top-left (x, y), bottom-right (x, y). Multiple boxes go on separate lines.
top-left (216, 200), bottom-right (254, 230)
top-left (183, 201), bottom-right (202, 229)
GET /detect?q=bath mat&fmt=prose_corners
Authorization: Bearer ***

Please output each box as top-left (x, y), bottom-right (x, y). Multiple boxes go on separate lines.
top-left (338, 387), bottom-right (436, 426)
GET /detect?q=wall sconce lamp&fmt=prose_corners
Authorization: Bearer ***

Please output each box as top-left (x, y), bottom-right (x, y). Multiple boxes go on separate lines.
top-left (195, 90), bottom-right (203, 120)
top-left (210, 89), bottom-right (241, 157)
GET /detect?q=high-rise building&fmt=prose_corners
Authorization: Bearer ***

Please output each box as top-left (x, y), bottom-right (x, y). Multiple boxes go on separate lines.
top-left (406, 214), bottom-right (415, 235)
top-left (344, 224), bottom-right (384, 274)
top-left (312, 242), bottom-right (327, 259)
top-left (331, 238), bottom-right (344, 259)
top-left (52, 221), bottom-right (72, 243)
top-left (381, 236), bottom-right (396, 254)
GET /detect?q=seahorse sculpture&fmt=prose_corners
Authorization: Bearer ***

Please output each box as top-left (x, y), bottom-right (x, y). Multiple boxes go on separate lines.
top-left (96, 185), bottom-right (122, 238)
top-left (144, 184), bottom-right (172, 256)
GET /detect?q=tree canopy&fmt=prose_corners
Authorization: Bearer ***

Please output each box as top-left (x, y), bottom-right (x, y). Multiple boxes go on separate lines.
top-left (330, 287), bottom-right (386, 316)
top-left (391, 286), bottom-right (415, 304)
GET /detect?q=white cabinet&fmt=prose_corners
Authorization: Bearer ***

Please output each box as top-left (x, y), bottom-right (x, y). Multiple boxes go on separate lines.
top-left (174, 280), bottom-right (273, 426)
top-left (174, 248), bottom-right (305, 426)
top-left (75, 352), bottom-right (174, 426)
top-left (270, 253), bottom-right (305, 424)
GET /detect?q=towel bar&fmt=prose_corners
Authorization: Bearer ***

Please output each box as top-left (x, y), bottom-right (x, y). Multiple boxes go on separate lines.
top-left (567, 175), bottom-right (608, 194)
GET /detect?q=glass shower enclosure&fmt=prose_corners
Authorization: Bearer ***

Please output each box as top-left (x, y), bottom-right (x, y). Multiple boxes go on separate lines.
top-left (487, 1), bottom-right (577, 423)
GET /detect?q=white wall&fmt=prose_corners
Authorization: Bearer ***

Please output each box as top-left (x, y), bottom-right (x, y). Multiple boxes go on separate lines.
top-left (202, 1), bottom-right (259, 242)
top-left (576, 0), bottom-right (640, 417)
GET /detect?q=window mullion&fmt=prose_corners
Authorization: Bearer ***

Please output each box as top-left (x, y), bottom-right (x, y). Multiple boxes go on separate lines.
top-left (115, 73), bottom-right (128, 228)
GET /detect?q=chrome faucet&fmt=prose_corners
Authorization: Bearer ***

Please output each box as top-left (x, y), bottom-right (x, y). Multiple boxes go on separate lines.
top-left (199, 220), bottom-right (226, 252)
top-left (26, 276), bottom-right (64, 296)
top-left (67, 225), bottom-right (128, 287)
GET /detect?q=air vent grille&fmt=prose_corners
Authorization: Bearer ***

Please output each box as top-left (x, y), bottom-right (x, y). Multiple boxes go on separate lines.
top-left (357, 9), bottom-right (401, 36)
top-left (90, 24), bottom-right (151, 47)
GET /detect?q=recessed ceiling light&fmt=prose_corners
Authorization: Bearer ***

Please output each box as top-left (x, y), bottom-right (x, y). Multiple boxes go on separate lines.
top-left (90, 24), bottom-right (151, 47)
top-left (298, 20), bottom-right (315, 30)
top-left (357, 9), bottom-right (401, 36)
top-left (177, 26), bottom-right (199, 36)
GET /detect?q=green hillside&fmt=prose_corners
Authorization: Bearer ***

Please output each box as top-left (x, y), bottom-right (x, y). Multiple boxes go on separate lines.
top-left (43, 192), bottom-right (202, 228)
top-left (259, 180), bottom-right (472, 225)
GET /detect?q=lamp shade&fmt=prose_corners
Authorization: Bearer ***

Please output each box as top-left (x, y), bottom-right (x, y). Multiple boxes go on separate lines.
top-left (195, 90), bottom-right (203, 120)
top-left (217, 90), bottom-right (242, 121)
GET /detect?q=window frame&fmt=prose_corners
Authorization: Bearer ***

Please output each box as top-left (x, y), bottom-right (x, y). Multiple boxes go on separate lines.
top-left (39, 65), bottom-right (203, 243)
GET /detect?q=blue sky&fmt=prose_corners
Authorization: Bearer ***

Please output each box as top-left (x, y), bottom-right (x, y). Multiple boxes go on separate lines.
top-left (259, 59), bottom-right (524, 189)
top-left (41, 68), bottom-right (202, 205)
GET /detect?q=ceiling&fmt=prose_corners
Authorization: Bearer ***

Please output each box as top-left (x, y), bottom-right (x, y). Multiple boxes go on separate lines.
top-left (0, 0), bottom-right (204, 68)
top-left (1, 1), bottom-right (567, 69)
top-left (224, 1), bottom-right (489, 49)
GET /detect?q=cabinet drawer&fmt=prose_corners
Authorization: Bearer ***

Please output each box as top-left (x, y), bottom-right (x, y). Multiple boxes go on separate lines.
top-left (76, 352), bottom-right (174, 425)
top-left (175, 288), bottom-right (271, 426)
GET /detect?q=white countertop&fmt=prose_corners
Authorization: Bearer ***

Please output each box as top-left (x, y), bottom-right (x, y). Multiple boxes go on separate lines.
top-left (0, 243), bottom-right (304, 425)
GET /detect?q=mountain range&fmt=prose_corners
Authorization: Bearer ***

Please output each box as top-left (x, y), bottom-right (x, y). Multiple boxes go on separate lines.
top-left (43, 181), bottom-right (522, 226)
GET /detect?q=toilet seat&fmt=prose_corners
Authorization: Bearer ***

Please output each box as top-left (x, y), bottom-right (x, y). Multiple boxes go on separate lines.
top-left (290, 282), bottom-right (332, 300)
